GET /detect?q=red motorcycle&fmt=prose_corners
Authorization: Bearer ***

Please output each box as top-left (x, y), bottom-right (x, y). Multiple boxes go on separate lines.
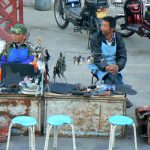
top-left (115, 0), bottom-right (150, 38)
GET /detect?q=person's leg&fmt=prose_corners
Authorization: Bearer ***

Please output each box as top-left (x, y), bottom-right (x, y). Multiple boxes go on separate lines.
top-left (103, 73), bottom-right (113, 84)
top-left (88, 64), bottom-right (109, 82)
top-left (112, 73), bottom-right (124, 85)
top-left (87, 64), bottom-right (99, 74)
top-left (103, 73), bottom-right (123, 85)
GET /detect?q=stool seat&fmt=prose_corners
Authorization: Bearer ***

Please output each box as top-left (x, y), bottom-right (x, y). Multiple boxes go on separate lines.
top-left (12, 116), bottom-right (37, 127)
top-left (109, 115), bottom-right (134, 126)
top-left (47, 115), bottom-right (72, 126)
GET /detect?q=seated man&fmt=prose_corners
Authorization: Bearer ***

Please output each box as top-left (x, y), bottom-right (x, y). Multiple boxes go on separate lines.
top-left (0, 24), bottom-right (34, 65)
top-left (0, 24), bottom-right (35, 81)
top-left (88, 16), bottom-right (127, 85)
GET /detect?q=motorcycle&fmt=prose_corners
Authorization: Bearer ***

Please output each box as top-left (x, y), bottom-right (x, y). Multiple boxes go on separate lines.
top-left (114, 0), bottom-right (150, 38)
top-left (54, 0), bottom-right (108, 46)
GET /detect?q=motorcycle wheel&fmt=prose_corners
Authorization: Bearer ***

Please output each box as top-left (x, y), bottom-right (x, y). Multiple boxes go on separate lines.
top-left (115, 15), bottom-right (134, 37)
top-left (54, 0), bottom-right (69, 29)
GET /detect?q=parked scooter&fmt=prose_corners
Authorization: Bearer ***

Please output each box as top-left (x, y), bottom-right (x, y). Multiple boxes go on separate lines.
top-left (54, 0), bottom-right (108, 46)
top-left (114, 0), bottom-right (150, 38)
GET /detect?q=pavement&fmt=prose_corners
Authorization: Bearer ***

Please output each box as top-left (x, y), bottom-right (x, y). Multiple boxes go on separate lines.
top-left (0, 6), bottom-right (150, 150)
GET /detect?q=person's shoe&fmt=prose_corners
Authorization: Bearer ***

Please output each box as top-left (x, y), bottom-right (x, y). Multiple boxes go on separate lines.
top-left (83, 92), bottom-right (91, 97)
top-left (126, 98), bottom-right (133, 108)
top-left (0, 83), bottom-right (4, 88)
top-left (87, 85), bottom-right (96, 89)
top-left (115, 85), bottom-right (137, 95)
top-left (72, 90), bottom-right (84, 95)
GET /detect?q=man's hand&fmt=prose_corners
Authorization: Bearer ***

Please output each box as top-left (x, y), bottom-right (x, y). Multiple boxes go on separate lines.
top-left (105, 64), bottom-right (119, 74)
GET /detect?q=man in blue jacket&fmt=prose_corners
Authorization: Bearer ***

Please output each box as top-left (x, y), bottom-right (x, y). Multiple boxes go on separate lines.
top-left (88, 16), bottom-right (127, 85)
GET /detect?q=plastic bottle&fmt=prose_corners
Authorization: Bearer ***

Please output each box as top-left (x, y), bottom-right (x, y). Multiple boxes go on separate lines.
top-left (97, 84), bottom-right (116, 92)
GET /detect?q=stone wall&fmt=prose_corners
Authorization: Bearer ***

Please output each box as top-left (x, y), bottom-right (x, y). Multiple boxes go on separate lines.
top-left (0, 93), bottom-right (126, 137)
top-left (0, 94), bottom-right (42, 135)
top-left (45, 93), bottom-right (126, 137)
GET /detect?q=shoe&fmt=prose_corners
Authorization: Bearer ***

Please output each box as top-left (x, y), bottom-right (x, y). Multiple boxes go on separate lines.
top-left (115, 85), bottom-right (137, 95)
top-left (72, 90), bottom-right (84, 95)
top-left (83, 92), bottom-right (91, 97)
top-left (21, 89), bottom-right (40, 95)
top-left (87, 85), bottom-right (96, 89)
top-left (7, 85), bottom-right (20, 93)
top-left (0, 83), bottom-right (4, 88)
top-left (0, 88), bottom-right (8, 93)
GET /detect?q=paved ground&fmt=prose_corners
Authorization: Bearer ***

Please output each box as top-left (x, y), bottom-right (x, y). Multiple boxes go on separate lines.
top-left (0, 6), bottom-right (150, 150)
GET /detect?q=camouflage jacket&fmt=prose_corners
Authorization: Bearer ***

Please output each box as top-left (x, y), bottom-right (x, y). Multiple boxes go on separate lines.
top-left (0, 40), bottom-right (50, 62)
top-left (0, 40), bottom-right (34, 58)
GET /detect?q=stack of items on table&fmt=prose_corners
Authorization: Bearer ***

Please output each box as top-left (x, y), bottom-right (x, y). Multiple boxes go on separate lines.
top-left (71, 83), bottom-right (137, 97)
top-left (48, 82), bottom-right (137, 96)
top-left (0, 61), bottom-right (49, 95)
top-left (19, 76), bottom-right (39, 94)
top-left (0, 76), bottom-right (40, 94)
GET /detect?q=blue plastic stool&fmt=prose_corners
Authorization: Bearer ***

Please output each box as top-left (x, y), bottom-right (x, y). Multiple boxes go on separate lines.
top-left (108, 115), bottom-right (138, 150)
top-left (6, 116), bottom-right (37, 150)
top-left (44, 115), bottom-right (76, 150)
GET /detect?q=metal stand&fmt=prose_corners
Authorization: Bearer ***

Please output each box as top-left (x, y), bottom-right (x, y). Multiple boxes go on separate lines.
top-left (35, 37), bottom-right (50, 96)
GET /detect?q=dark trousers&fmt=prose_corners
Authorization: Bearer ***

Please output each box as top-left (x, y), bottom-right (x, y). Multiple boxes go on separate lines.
top-left (103, 73), bottom-right (123, 85)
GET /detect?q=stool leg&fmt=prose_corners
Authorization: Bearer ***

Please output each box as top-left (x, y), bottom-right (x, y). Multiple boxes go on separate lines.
top-left (29, 127), bottom-right (34, 150)
top-left (112, 125), bottom-right (117, 149)
top-left (44, 124), bottom-right (52, 150)
top-left (53, 126), bottom-right (58, 149)
top-left (32, 126), bottom-right (36, 150)
top-left (71, 124), bottom-right (76, 150)
top-left (6, 123), bottom-right (13, 150)
top-left (108, 125), bottom-right (113, 150)
top-left (133, 124), bottom-right (138, 150)
top-left (29, 127), bottom-right (32, 150)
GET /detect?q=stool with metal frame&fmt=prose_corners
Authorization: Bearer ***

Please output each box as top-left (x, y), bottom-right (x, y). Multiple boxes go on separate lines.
top-left (108, 115), bottom-right (138, 150)
top-left (44, 114), bottom-right (76, 150)
top-left (6, 116), bottom-right (37, 150)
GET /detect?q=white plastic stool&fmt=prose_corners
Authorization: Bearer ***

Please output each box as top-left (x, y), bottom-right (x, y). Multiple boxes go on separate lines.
top-left (6, 116), bottom-right (37, 150)
top-left (44, 115), bottom-right (76, 150)
top-left (108, 115), bottom-right (138, 150)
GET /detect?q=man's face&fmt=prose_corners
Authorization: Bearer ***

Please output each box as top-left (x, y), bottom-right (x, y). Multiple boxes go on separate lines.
top-left (100, 20), bottom-right (114, 36)
top-left (11, 33), bottom-right (26, 44)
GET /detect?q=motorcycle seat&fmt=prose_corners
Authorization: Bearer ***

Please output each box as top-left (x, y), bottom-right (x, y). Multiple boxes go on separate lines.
top-left (145, 11), bottom-right (150, 23)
